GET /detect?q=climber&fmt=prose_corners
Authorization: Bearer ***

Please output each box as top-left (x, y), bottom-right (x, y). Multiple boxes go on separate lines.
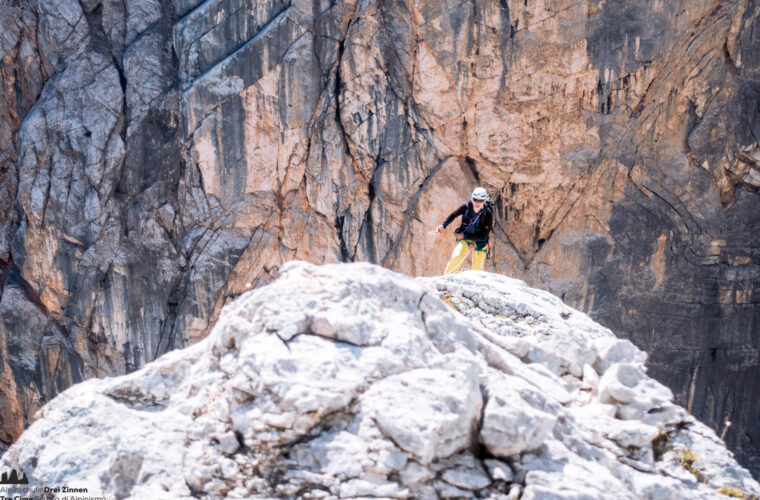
top-left (435, 187), bottom-right (493, 274)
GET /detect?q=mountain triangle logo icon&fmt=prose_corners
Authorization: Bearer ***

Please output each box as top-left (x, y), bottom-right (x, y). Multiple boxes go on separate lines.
top-left (0, 468), bottom-right (29, 484)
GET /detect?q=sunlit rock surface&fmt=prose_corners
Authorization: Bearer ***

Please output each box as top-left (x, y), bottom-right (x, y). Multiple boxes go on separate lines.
top-left (1, 262), bottom-right (757, 499)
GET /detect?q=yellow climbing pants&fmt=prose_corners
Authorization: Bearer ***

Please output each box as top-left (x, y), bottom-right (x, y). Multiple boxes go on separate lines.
top-left (444, 240), bottom-right (487, 274)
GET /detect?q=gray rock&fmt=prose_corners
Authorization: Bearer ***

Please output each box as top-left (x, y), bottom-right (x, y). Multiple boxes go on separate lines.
top-left (361, 367), bottom-right (483, 465)
top-left (598, 363), bottom-right (674, 419)
top-left (441, 458), bottom-right (492, 491)
top-left (480, 377), bottom-right (558, 458)
top-left (485, 459), bottom-right (515, 483)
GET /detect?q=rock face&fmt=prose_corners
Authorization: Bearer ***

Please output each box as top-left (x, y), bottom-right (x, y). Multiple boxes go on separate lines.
top-left (2, 262), bottom-right (759, 499)
top-left (1, 0), bottom-right (759, 478)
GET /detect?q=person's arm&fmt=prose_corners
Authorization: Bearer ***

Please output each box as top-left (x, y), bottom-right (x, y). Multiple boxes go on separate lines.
top-left (441, 204), bottom-right (467, 228)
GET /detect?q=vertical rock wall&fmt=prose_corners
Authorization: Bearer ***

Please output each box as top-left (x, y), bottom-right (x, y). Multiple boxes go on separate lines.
top-left (1, 0), bottom-right (48, 446)
top-left (0, 0), bottom-right (758, 476)
top-left (0, 0), bottom-right (181, 441)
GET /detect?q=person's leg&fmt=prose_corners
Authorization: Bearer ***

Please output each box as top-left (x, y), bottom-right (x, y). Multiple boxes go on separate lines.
top-left (444, 240), bottom-right (470, 274)
top-left (472, 249), bottom-right (487, 271)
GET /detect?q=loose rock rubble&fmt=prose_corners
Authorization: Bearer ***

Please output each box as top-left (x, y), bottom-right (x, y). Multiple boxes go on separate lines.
top-left (1, 263), bottom-right (758, 499)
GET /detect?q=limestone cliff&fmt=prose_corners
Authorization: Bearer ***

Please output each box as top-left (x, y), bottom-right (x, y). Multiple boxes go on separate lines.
top-left (1, 0), bottom-right (759, 477)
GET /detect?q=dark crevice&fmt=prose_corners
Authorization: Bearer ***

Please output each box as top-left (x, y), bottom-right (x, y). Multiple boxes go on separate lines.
top-left (597, 78), bottom-right (608, 114)
top-left (284, 321), bottom-right (370, 349)
top-left (234, 430), bottom-right (246, 450)
top-left (471, 385), bottom-right (492, 460)
top-left (722, 39), bottom-right (739, 76)
top-left (495, 0), bottom-right (511, 92)
top-left (153, 291), bottom-right (180, 360)
top-left (418, 293), bottom-right (428, 329)
top-left (78, 0), bottom-right (130, 146)
top-left (630, 75), bottom-right (656, 118)
top-left (536, 229), bottom-right (554, 252)
top-left (334, 215), bottom-right (351, 262)
top-left (113, 57), bottom-right (127, 94)
top-left (331, 17), bottom-right (364, 263)
top-left (84, 267), bottom-right (109, 333)
top-left (0, 255), bottom-right (12, 303)
top-left (472, 440), bottom-right (495, 461)
top-left (683, 98), bottom-right (700, 155)
top-left (333, 29), bottom-right (353, 165)
top-left (80, 1), bottom-right (122, 71)
top-left (356, 170), bottom-right (378, 263)
top-left (465, 156), bottom-right (480, 183)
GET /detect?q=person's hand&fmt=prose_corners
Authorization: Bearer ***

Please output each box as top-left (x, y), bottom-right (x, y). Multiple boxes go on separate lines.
top-left (435, 224), bottom-right (444, 233)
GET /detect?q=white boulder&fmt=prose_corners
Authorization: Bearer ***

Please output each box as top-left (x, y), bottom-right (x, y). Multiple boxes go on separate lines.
top-left (0, 263), bottom-right (756, 500)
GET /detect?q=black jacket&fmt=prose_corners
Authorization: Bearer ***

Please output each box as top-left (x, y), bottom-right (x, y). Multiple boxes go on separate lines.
top-left (442, 201), bottom-right (493, 245)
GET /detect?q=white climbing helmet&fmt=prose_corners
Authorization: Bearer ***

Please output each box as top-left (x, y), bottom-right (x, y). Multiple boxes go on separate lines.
top-left (471, 187), bottom-right (488, 201)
